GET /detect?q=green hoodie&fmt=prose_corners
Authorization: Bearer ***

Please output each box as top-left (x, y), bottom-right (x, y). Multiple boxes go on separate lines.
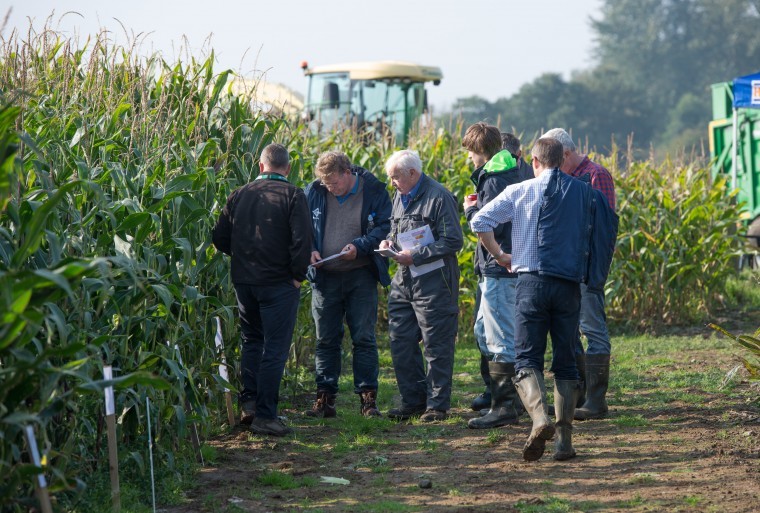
top-left (483, 150), bottom-right (517, 173)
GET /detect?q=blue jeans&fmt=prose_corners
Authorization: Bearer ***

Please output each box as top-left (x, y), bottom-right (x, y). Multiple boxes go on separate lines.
top-left (311, 267), bottom-right (379, 395)
top-left (575, 283), bottom-right (611, 355)
top-left (235, 281), bottom-right (301, 420)
top-left (474, 276), bottom-right (517, 363)
top-left (514, 273), bottom-right (581, 381)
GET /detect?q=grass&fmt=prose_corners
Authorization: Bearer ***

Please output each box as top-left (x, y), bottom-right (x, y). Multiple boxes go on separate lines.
top-left (485, 429), bottom-right (505, 445)
top-left (257, 470), bottom-right (316, 490)
top-left (612, 414), bottom-right (650, 428)
top-left (354, 501), bottom-right (420, 513)
top-left (626, 472), bottom-right (660, 485)
top-left (515, 496), bottom-right (572, 512)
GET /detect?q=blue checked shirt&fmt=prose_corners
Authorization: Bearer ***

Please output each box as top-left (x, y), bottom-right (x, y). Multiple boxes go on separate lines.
top-left (470, 170), bottom-right (554, 273)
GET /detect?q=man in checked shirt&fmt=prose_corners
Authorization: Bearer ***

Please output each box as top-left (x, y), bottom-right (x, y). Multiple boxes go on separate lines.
top-left (543, 128), bottom-right (616, 422)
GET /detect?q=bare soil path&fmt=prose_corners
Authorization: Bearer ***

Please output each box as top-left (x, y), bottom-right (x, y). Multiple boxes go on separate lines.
top-left (166, 341), bottom-right (760, 513)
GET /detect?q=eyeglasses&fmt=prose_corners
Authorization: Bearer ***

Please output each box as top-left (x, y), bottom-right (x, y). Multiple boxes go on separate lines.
top-left (320, 176), bottom-right (343, 188)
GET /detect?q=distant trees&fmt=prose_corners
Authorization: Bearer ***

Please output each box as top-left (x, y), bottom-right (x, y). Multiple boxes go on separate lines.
top-left (449, 0), bottom-right (760, 155)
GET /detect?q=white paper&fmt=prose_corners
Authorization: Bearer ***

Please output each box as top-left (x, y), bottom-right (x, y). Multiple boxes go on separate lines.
top-left (308, 248), bottom-right (350, 269)
top-left (320, 476), bottom-right (350, 485)
top-left (103, 366), bottom-right (115, 416)
top-left (24, 425), bottom-right (47, 488)
top-left (396, 225), bottom-right (444, 277)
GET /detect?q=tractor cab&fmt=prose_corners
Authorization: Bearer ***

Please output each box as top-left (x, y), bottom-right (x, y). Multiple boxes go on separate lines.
top-left (302, 61), bottom-right (442, 143)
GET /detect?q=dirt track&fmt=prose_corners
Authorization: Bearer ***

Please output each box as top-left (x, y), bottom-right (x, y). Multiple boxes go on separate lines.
top-left (166, 346), bottom-right (760, 513)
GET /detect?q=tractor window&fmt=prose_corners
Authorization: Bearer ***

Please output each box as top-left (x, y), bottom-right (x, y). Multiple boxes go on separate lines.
top-left (360, 80), bottom-right (408, 141)
top-left (306, 72), bottom-right (351, 129)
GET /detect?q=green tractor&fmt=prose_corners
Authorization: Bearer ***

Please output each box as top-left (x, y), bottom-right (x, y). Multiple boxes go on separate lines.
top-left (301, 60), bottom-right (442, 144)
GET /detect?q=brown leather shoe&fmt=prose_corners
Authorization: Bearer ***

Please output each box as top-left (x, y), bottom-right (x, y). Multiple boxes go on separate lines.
top-left (360, 390), bottom-right (382, 417)
top-left (420, 409), bottom-right (447, 422)
top-left (305, 390), bottom-right (337, 418)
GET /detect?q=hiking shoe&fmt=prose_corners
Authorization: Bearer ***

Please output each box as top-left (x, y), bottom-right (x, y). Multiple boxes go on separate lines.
top-left (250, 417), bottom-right (292, 437)
top-left (420, 409), bottom-right (447, 423)
top-left (360, 390), bottom-right (382, 417)
top-left (240, 400), bottom-right (256, 426)
top-left (305, 390), bottom-right (337, 418)
top-left (387, 404), bottom-right (426, 421)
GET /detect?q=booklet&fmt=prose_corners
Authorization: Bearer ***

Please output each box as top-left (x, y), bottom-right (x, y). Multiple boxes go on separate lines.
top-left (396, 225), bottom-right (444, 277)
top-left (374, 247), bottom-right (400, 258)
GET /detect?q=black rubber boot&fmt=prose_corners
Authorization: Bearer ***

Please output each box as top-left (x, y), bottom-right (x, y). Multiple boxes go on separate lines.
top-left (548, 353), bottom-right (586, 415)
top-left (574, 354), bottom-right (610, 421)
top-left (471, 353), bottom-right (492, 411)
top-left (553, 380), bottom-right (580, 461)
top-left (513, 368), bottom-right (555, 461)
top-left (468, 362), bottom-right (519, 429)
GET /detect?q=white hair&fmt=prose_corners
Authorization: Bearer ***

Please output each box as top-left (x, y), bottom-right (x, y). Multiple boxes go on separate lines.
top-left (542, 128), bottom-right (576, 152)
top-left (385, 149), bottom-right (422, 176)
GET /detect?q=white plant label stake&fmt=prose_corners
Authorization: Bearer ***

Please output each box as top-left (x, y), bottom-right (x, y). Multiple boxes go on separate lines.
top-left (215, 317), bottom-right (236, 427)
top-left (146, 397), bottom-right (156, 513)
top-left (103, 365), bottom-right (121, 512)
top-left (24, 425), bottom-right (53, 513)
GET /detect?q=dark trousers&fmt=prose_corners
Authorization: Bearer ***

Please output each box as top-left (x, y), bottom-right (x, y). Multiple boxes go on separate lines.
top-left (388, 267), bottom-right (459, 411)
top-left (311, 267), bottom-right (380, 394)
top-left (514, 273), bottom-right (581, 381)
top-left (235, 281), bottom-right (301, 419)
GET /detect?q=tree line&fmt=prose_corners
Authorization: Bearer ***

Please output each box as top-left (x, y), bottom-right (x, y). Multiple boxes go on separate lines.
top-left (447, 0), bottom-right (760, 157)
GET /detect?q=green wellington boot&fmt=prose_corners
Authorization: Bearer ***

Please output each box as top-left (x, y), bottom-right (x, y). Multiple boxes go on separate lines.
top-left (554, 379), bottom-right (580, 461)
top-left (513, 368), bottom-right (555, 461)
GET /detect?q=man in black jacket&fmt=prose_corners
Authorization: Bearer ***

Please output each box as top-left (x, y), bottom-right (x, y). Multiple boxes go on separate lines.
top-left (212, 143), bottom-right (312, 437)
top-left (304, 151), bottom-right (392, 418)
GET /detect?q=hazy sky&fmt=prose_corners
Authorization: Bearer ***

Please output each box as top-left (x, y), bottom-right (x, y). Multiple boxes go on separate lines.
top-left (5, 0), bottom-right (603, 111)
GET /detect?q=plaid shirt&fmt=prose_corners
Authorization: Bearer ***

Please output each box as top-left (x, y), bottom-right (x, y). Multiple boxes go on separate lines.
top-left (571, 156), bottom-right (616, 211)
top-left (470, 171), bottom-right (554, 272)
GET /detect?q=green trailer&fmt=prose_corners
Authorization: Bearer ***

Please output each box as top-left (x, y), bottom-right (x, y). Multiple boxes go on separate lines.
top-left (709, 72), bottom-right (760, 242)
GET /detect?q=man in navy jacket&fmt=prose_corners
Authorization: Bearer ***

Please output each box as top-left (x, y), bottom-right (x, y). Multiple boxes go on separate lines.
top-left (304, 152), bottom-right (392, 418)
top-left (471, 138), bottom-right (593, 462)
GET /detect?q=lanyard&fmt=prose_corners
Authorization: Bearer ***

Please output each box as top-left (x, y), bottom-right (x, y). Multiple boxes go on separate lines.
top-left (256, 173), bottom-right (289, 183)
